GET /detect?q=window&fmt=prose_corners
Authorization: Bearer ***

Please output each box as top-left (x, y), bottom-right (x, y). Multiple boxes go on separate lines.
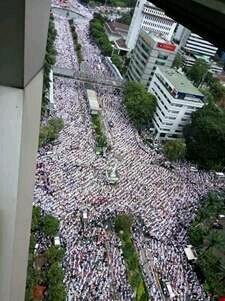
top-left (155, 60), bottom-right (165, 66)
top-left (157, 53), bottom-right (168, 60)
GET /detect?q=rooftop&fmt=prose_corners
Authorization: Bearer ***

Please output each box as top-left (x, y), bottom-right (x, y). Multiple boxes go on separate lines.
top-left (86, 89), bottom-right (101, 112)
top-left (114, 38), bottom-right (129, 51)
top-left (158, 67), bottom-right (204, 96)
top-left (105, 21), bottom-right (129, 35)
top-left (141, 30), bottom-right (169, 43)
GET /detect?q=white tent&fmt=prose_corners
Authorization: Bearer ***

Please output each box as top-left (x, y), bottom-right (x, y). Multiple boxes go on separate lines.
top-left (86, 89), bottom-right (101, 114)
top-left (54, 236), bottom-right (60, 246)
top-left (184, 245), bottom-right (197, 261)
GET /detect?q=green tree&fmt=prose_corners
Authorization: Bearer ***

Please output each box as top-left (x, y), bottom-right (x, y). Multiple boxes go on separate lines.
top-left (42, 215), bottom-right (59, 237)
top-left (188, 224), bottom-right (204, 247)
top-left (123, 81), bottom-right (156, 130)
top-left (47, 263), bottom-right (64, 284)
top-left (47, 283), bottom-right (66, 301)
top-left (46, 246), bottom-right (65, 265)
top-left (184, 103), bottom-right (225, 170)
top-left (186, 59), bottom-right (209, 87)
top-left (172, 53), bottom-right (183, 69)
top-left (31, 206), bottom-right (42, 232)
top-left (188, 192), bottom-right (225, 296)
top-left (210, 79), bottom-right (225, 103)
top-left (118, 10), bottom-right (134, 25)
top-left (204, 231), bottom-right (225, 253)
top-left (163, 139), bottom-right (186, 161)
top-left (48, 117), bottom-right (64, 133)
top-left (42, 14), bottom-right (57, 116)
top-left (39, 117), bottom-right (64, 147)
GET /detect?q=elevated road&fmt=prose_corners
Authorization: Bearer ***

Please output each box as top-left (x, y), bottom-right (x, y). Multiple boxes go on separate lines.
top-left (149, 0), bottom-right (225, 49)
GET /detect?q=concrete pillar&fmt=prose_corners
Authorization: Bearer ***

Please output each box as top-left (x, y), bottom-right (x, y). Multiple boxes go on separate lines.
top-left (0, 71), bottom-right (43, 301)
top-left (0, 1), bottom-right (51, 301)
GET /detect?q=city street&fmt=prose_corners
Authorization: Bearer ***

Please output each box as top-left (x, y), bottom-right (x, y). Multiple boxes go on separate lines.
top-left (34, 1), bottom-right (224, 300)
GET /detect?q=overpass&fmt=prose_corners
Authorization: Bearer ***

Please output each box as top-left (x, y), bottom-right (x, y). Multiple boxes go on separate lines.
top-left (149, 0), bottom-right (225, 50)
top-left (52, 6), bottom-right (85, 20)
top-left (53, 67), bottom-right (124, 88)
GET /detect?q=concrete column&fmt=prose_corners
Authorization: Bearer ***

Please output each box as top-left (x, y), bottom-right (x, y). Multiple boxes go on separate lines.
top-left (0, 70), bottom-right (43, 301)
top-left (0, 1), bottom-right (51, 300)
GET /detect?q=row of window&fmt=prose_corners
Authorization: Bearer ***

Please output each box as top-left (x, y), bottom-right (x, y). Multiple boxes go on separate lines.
top-left (155, 73), bottom-right (176, 97)
top-left (153, 81), bottom-right (173, 107)
top-left (142, 21), bottom-right (172, 31)
top-left (135, 43), bottom-right (149, 60)
top-left (132, 57), bottom-right (144, 74)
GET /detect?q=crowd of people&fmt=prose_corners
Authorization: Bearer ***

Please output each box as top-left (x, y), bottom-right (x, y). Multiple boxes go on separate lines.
top-left (34, 1), bottom-right (225, 300)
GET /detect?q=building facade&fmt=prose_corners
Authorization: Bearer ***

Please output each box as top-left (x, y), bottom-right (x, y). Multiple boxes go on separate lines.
top-left (174, 25), bottom-right (218, 57)
top-left (126, 0), bottom-right (177, 51)
top-left (174, 25), bottom-right (222, 74)
top-left (127, 30), bottom-right (177, 89)
top-left (149, 67), bottom-right (204, 139)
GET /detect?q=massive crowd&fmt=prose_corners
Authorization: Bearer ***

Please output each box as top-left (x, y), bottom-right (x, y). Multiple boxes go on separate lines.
top-left (34, 1), bottom-right (224, 300)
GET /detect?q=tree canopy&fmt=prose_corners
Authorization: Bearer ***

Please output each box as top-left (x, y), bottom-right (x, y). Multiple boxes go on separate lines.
top-left (42, 214), bottom-right (60, 237)
top-left (188, 192), bottom-right (225, 297)
top-left (184, 103), bottom-right (225, 170)
top-left (90, 14), bottom-right (113, 57)
top-left (163, 139), bottom-right (186, 161)
top-left (123, 81), bottom-right (156, 130)
top-left (26, 208), bottom-right (65, 301)
top-left (186, 59), bottom-right (209, 87)
top-left (172, 53), bottom-right (183, 69)
top-left (117, 10), bottom-right (134, 25)
top-left (42, 14), bottom-right (57, 116)
top-left (39, 117), bottom-right (64, 147)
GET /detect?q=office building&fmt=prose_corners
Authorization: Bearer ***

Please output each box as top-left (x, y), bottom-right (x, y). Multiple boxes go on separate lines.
top-left (174, 25), bottom-right (222, 74)
top-left (149, 67), bottom-right (204, 139)
top-left (175, 25), bottom-right (218, 57)
top-left (126, 0), bottom-right (177, 51)
top-left (127, 30), bottom-right (177, 89)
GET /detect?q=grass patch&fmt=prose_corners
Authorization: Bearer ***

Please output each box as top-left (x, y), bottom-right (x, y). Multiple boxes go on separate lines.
top-left (114, 215), bottom-right (149, 301)
top-left (91, 113), bottom-right (107, 148)
top-left (69, 19), bottom-right (83, 64)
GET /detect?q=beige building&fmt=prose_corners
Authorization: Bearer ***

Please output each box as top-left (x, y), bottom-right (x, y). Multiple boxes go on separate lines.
top-left (127, 30), bottom-right (177, 89)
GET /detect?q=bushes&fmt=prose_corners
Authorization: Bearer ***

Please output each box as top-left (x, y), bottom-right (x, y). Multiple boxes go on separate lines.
top-left (163, 139), bottom-right (186, 161)
top-left (91, 114), bottom-right (107, 148)
top-left (90, 14), bottom-right (113, 57)
top-left (42, 13), bottom-right (57, 116)
top-left (25, 207), bottom-right (66, 301)
top-left (188, 192), bottom-right (225, 297)
top-left (114, 215), bottom-right (149, 301)
top-left (39, 117), bottom-right (64, 147)
top-left (69, 19), bottom-right (83, 64)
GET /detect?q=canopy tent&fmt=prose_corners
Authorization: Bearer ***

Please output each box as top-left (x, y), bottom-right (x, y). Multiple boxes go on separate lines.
top-left (86, 89), bottom-right (101, 114)
top-left (184, 245), bottom-right (197, 261)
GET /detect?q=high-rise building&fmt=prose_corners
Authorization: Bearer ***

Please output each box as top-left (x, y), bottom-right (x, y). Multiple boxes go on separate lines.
top-left (127, 30), bottom-right (177, 89)
top-left (174, 25), bottom-right (223, 74)
top-left (174, 25), bottom-right (218, 58)
top-left (149, 67), bottom-right (204, 139)
top-left (126, 0), bottom-right (177, 51)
